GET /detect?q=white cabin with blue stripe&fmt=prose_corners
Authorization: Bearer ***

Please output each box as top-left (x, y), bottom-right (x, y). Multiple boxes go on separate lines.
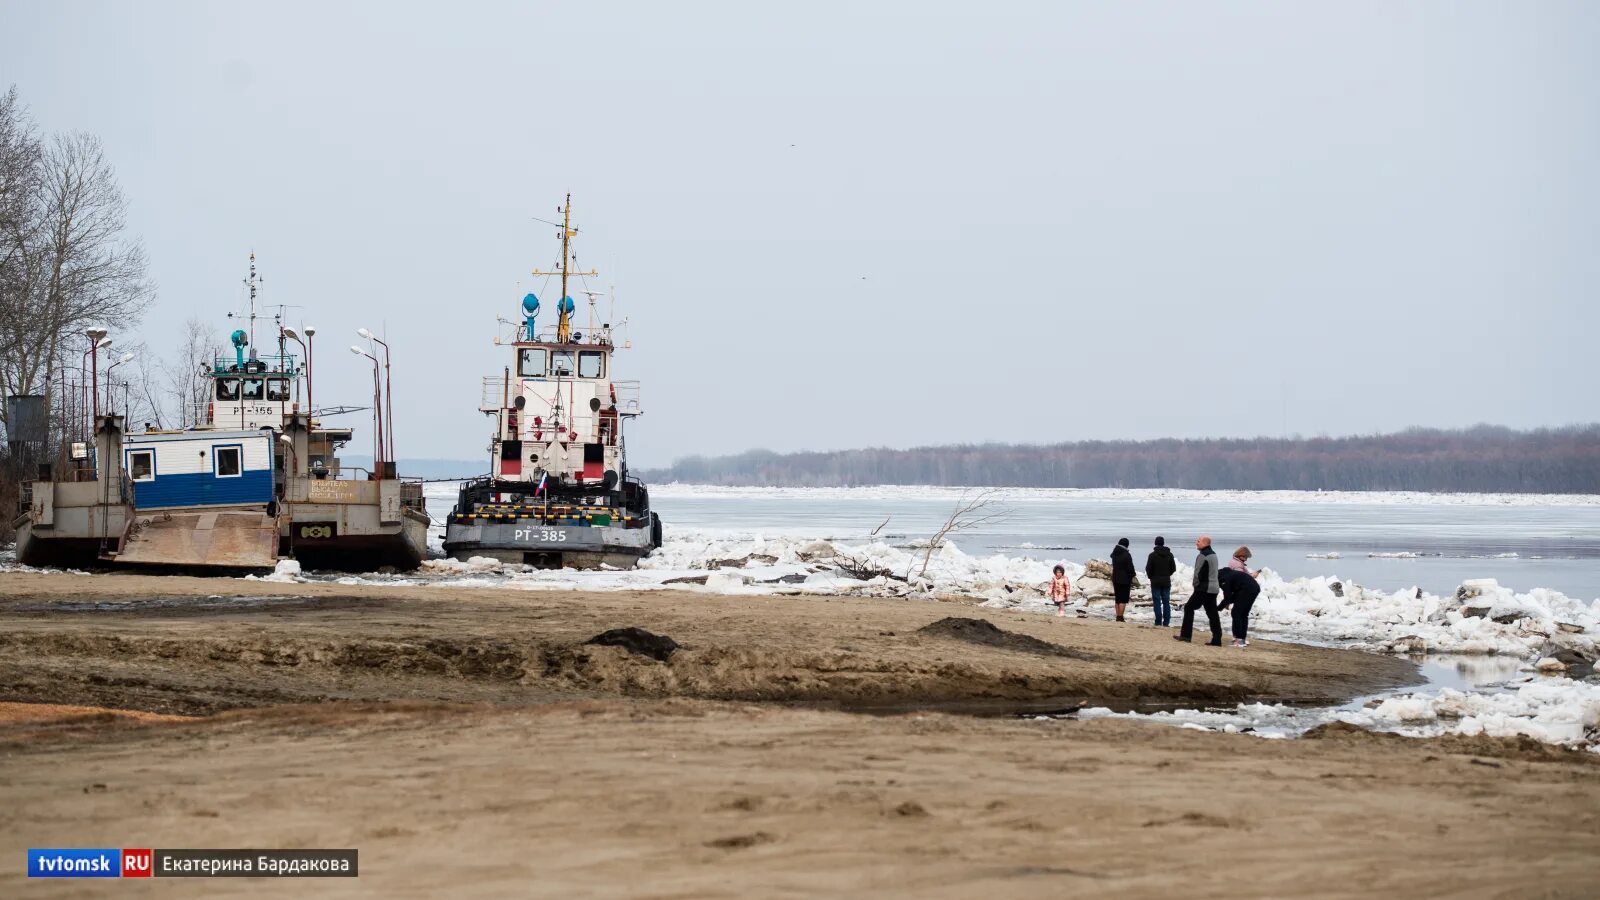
top-left (123, 430), bottom-right (276, 510)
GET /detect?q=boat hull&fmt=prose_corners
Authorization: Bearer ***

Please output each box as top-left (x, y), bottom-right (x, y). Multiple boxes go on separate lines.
top-left (443, 520), bottom-right (654, 569)
top-left (285, 514), bottom-right (429, 572)
top-left (14, 523), bottom-right (108, 570)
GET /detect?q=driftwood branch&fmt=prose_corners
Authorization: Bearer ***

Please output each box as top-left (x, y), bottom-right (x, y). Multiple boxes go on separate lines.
top-left (913, 489), bottom-right (1010, 580)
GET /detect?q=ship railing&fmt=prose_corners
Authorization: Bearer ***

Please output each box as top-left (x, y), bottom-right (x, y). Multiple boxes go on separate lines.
top-left (60, 465), bottom-right (98, 483)
top-left (211, 353), bottom-right (300, 376)
top-left (611, 380), bottom-right (641, 415)
top-left (399, 479), bottom-right (425, 512)
top-left (481, 375), bottom-right (510, 409)
top-left (521, 323), bottom-right (615, 346)
top-left (479, 375), bottom-right (642, 416)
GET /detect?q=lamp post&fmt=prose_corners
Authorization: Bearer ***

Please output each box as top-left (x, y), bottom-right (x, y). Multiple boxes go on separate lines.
top-left (105, 353), bottom-right (134, 412)
top-left (350, 345), bottom-right (383, 477)
top-left (78, 349), bottom-right (94, 440)
top-left (304, 325), bottom-right (316, 415)
top-left (358, 328), bottom-right (394, 467)
top-left (85, 329), bottom-right (109, 425)
top-left (282, 327), bottom-right (307, 410)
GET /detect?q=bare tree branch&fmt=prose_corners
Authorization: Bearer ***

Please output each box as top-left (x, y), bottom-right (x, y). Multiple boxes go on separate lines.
top-left (0, 87), bottom-right (153, 448)
top-left (913, 489), bottom-right (1010, 580)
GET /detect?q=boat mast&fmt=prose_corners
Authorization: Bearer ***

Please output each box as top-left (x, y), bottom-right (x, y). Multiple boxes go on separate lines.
top-left (531, 193), bottom-right (596, 344)
top-left (244, 253), bottom-right (261, 346)
top-left (558, 197), bottom-right (572, 342)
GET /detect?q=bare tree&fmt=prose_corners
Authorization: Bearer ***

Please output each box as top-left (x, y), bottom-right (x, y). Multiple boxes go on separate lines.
top-left (0, 86), bottom-right (43, 383)
top-left (114, 344), bottom-right (170, 431)
top-left (912, 489), bottom-right (1009, 580)
top-left (0, 94), bottom-right (154, 441)
top-left (163, 315), bottom-right (217, 427)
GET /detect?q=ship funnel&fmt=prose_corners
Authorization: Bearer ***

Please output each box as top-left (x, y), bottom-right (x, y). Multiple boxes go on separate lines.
top-left (230, 329), bottom-right (248, 368)
top-left (522, 293), bottom-right (540, 339)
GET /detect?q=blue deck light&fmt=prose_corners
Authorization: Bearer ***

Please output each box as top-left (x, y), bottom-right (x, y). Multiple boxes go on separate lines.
top-left (522, 293), bottom-right (540, 339)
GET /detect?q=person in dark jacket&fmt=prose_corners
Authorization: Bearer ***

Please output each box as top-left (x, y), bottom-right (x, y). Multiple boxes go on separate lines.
top-left (1218, 566), bottom-right (1262, 648)
top-left (1144, 536), bottom-right (1176, 627)
top-left (1109, 538), bottom-right (1135, 622)
top-left (1175, 535), bottom-right (1223, 645)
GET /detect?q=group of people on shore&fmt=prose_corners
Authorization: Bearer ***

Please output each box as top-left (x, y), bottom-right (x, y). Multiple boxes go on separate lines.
top-left (1046, 535), bottom-right (1262, 648)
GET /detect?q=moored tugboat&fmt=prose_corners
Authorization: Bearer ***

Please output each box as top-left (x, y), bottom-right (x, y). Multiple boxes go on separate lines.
top-left (443, 196), bottom-right (660, 568)
top-left (13, 255), bottom-right (429, 572)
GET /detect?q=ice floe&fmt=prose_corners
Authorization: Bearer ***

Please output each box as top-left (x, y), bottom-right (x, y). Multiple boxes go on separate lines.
top-left (1075, 674), bottom-right (1600, 752)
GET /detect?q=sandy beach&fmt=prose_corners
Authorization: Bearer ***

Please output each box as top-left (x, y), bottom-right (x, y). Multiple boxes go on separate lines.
top-left (1, 570), bottom-right (1597, 897)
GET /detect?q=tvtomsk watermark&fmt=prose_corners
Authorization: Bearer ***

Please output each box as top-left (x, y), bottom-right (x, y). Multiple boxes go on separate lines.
top-left (27, 849), bottom-right (358, 878)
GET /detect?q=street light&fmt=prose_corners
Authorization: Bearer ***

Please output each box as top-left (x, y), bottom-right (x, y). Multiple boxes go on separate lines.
top-left (350, 345), bottom-right (384, 477)
top-left (106, 352), bottom-right (135, 412)
top-left (358, 328), bottom-right (394, 465)
top-left (303, 325), bottom-right (317, 416)
top-left (282, 326), bottom-right (309, 411)
top-left (85, 331), bottom-right (112, 425)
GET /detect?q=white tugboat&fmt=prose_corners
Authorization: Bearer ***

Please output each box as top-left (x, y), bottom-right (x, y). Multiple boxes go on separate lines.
top-left (444, 196), bottom-right (660, 568)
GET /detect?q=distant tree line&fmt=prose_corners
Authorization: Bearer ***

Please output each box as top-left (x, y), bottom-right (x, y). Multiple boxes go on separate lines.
top-left (641, 425), bottom-right (1600, 494)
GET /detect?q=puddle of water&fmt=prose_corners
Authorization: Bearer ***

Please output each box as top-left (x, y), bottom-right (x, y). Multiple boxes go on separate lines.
top-left (1402, 654), bottom-right (1525, 692)
top-left (8, 595), bottom-right (311, 613)
top-left (827, 695), bottom-right (1250, 718)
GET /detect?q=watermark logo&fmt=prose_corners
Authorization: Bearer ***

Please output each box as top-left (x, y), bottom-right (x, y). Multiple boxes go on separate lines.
top-left (27, 849), bottom-right (120, 878)
top-left (121, 848), bottom-right (152, 878)
top-left (27, 848), bottom-right (357, 877)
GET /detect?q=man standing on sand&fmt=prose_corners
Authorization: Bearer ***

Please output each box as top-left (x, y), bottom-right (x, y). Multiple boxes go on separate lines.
top-left (1175, 535), bottom-right (1223, 646)
top-left (1145, 536), bottom-right (1176, 627)
top-left (1110, 538), bottom-right (1135, 622)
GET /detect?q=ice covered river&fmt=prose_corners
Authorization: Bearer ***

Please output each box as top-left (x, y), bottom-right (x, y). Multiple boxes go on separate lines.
top-left (624, 485), bottom-right (1600, 600)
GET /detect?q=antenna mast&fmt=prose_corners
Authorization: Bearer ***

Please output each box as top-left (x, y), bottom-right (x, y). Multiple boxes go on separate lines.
top-left (531, 193), bottom-right (597, 343)
top-left (244, 252), bottom-right (262, 345)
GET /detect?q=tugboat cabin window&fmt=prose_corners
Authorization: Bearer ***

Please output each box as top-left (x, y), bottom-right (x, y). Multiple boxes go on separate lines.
top-left (266, 378), bottom-right (290, 401)
top-left (214, 446), bottom-right (242, 478)
top-left (578, 351), bottom-right (605, 378)
top-left (241, 378), bottom-right (265, 401)
top-left (128, 450), bottom-right (154, 482)
top-left (549, 350), bottom-right (575, 377)
top-left (216, 379), bottom-right (241, 401)
top-left (518, 348), bottom-right (545, 378)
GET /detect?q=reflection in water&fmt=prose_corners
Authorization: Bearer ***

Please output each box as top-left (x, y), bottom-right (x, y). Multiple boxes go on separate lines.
top-left (1409, 654), bottom-right (1527, 691)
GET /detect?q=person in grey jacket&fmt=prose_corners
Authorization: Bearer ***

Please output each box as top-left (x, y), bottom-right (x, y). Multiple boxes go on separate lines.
top-left (1175, 535), bottom-right (1223, 645)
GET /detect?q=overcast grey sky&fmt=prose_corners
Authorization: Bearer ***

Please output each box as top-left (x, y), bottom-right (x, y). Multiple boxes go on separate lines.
top-left (4, 1), bottom-right (1596, 467)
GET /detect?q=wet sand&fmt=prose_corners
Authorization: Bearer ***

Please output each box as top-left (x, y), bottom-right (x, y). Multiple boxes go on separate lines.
top-left (0, 571), bottom-right (1416, 713)
top-left (1, 570), bottom-right (1597, 897)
